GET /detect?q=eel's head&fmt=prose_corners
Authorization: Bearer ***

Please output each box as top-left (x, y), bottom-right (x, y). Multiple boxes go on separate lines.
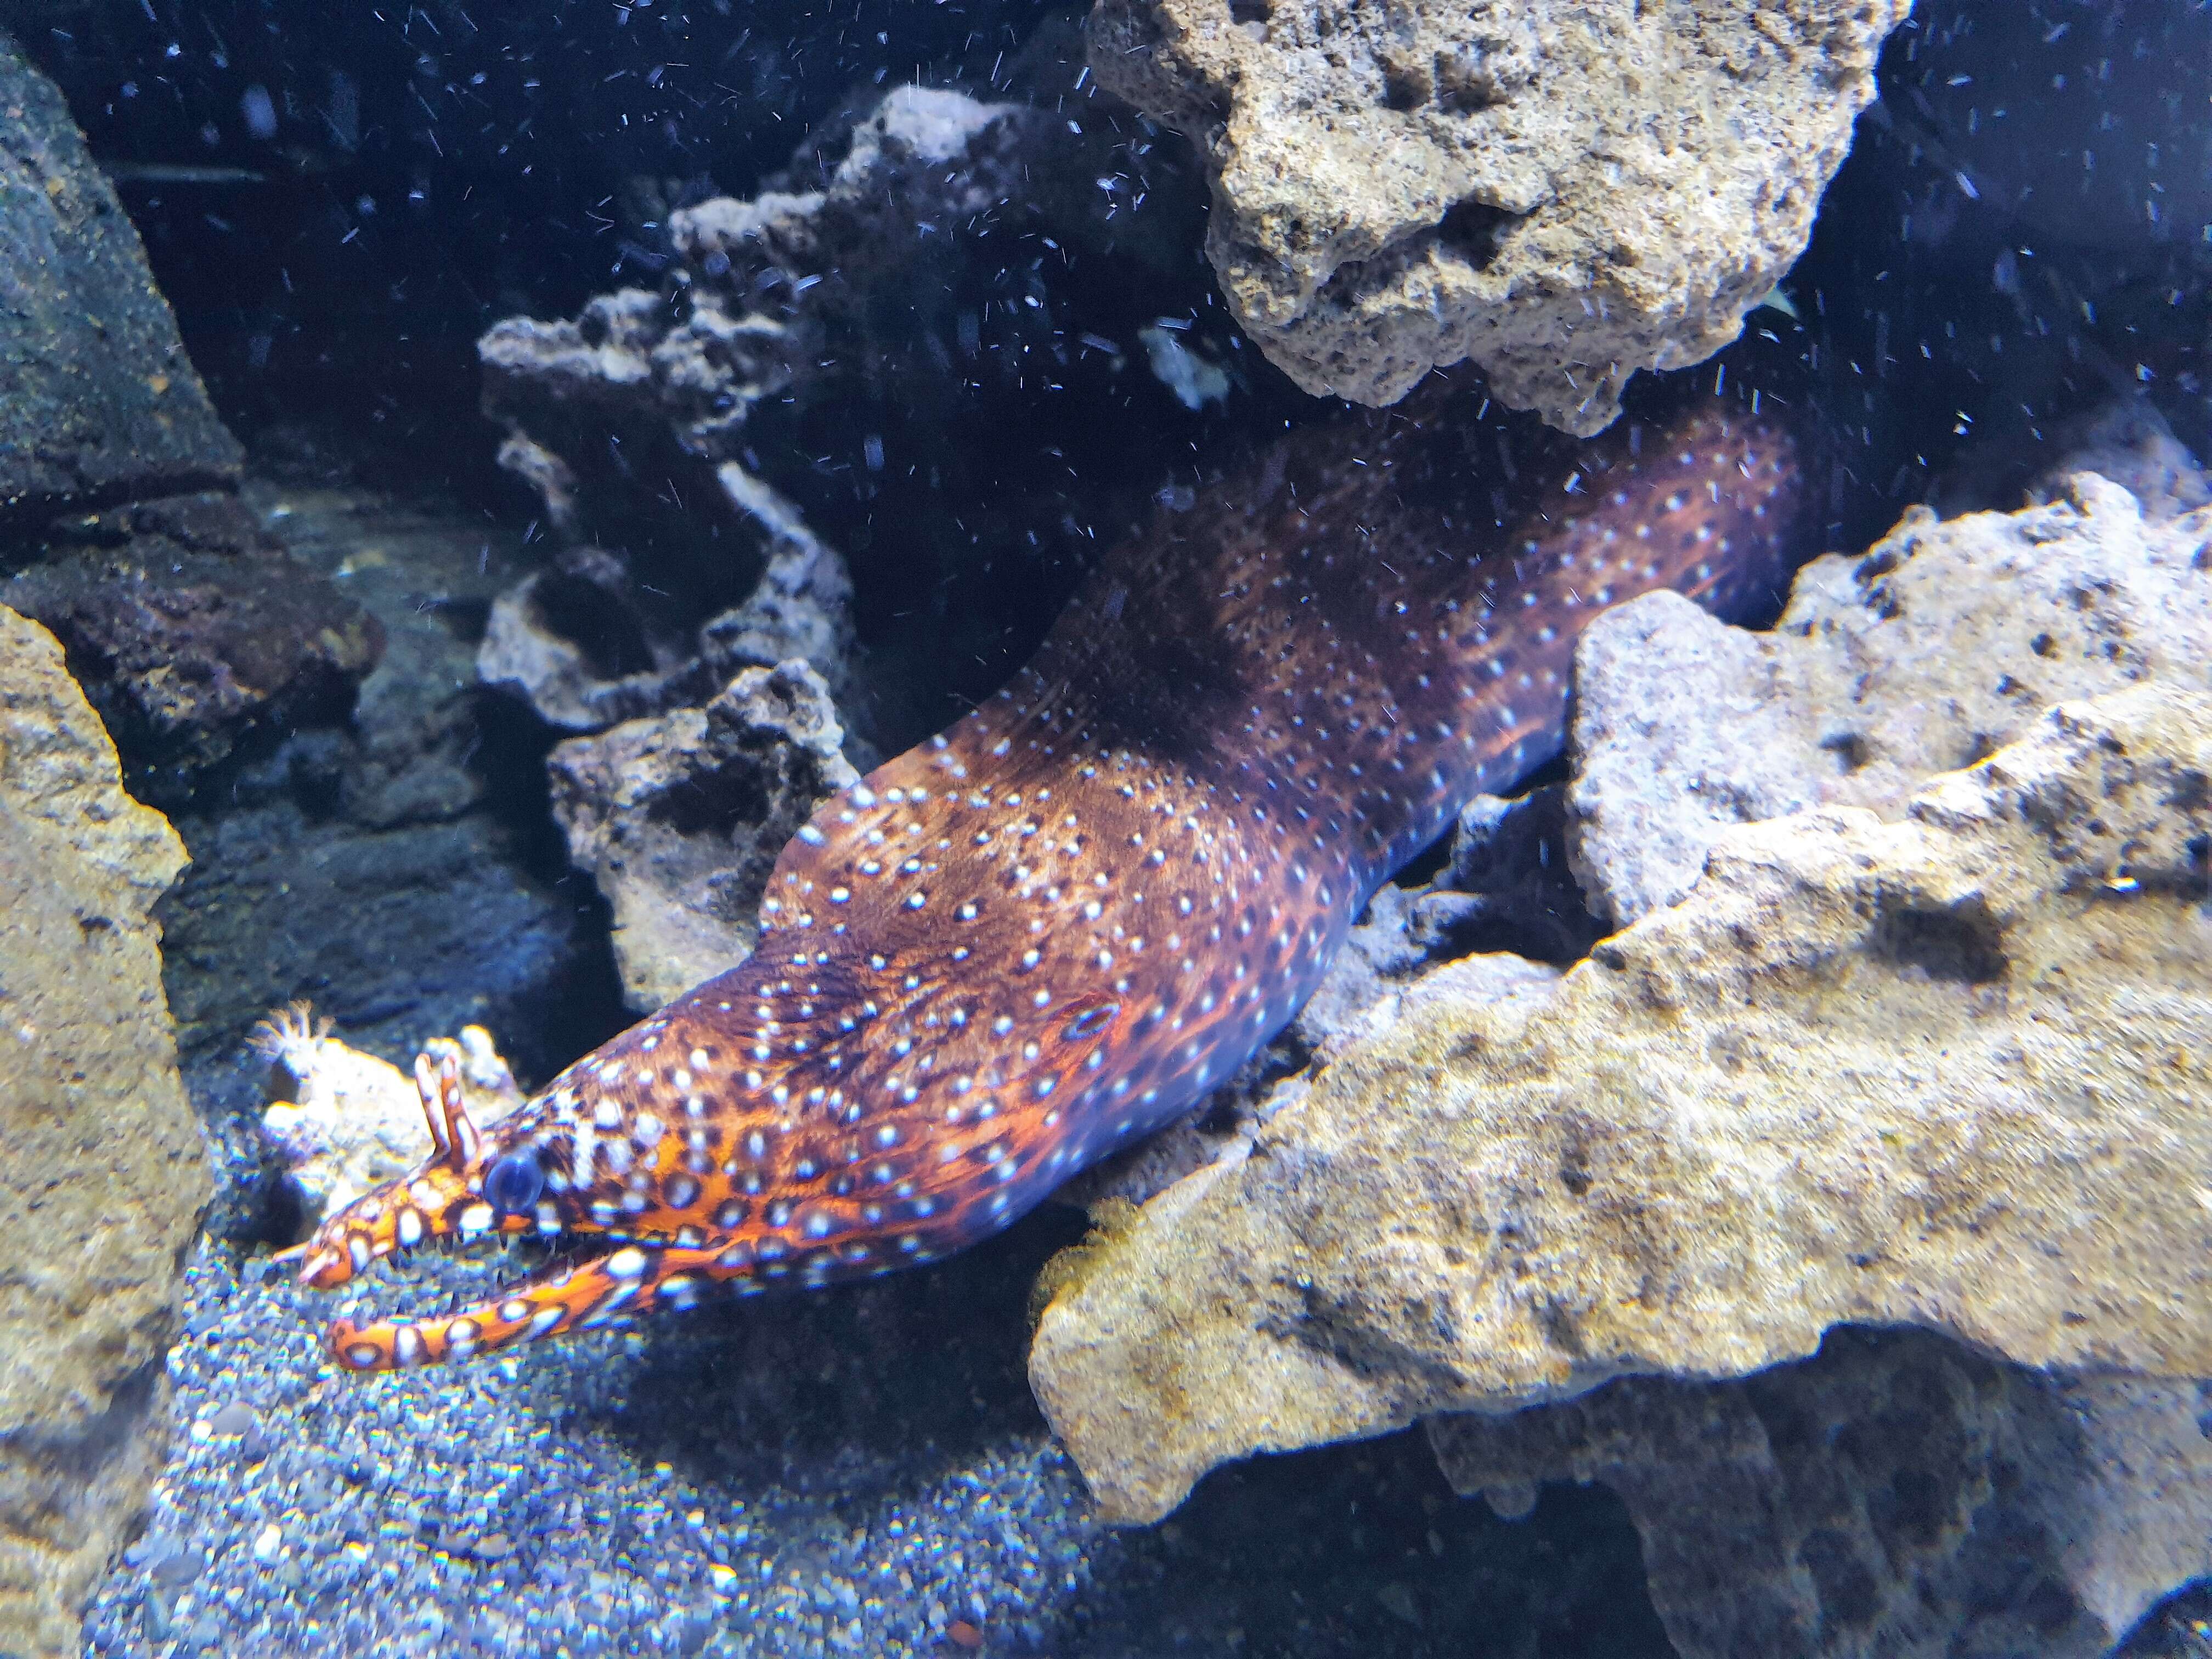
top-left (295, 1049), bottom-right (687, 1373)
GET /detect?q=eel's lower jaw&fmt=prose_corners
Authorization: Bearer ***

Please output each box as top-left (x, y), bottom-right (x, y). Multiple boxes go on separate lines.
top-left (323, 1238), bottom-right (756, 1373)
top-left (325, 1254), bottom-right (617, 1373)
top-left (294, 1225), bottom-right (447, 1292)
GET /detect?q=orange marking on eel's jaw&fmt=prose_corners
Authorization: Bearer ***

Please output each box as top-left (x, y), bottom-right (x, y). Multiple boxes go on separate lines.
top-left (325, 1239), bottom-right (749, 1372)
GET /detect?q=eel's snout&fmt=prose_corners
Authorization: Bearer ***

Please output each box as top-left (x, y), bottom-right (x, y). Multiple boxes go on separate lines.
top-left (297, 1242), bottom-right (356, 1291)
top-left (293, 1049), bottom-right (493, 1292)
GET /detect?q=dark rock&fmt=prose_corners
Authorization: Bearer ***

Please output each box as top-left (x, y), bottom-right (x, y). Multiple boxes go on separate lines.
top-left (1, 38), bottom-right (383, 809)
top-left (136, 480), bottom-right (629, 1234)
top-left (158, 797), bottom-right (608, 1101)
top-left (1429, 1327), bottom-right (2212, 1659)
top-left (292, 1474), bottom-right (336, 1514)
top-left (1870, 8), bottom-right (2212, 269)
top-left (143, 1547), bottom-right (201, 1590)
top-left (546, 659), bottom-right (859, 1012)
top-left (1410, 783), bottom-right (1603, 966)
top-left (1, 493), bottom-right (382, 806)
top-left (0, 29), bottom-right (240, 526)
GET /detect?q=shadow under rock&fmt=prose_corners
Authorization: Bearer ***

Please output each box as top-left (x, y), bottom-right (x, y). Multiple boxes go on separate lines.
top-left (1063, 1429), bottom-right (1674, 1659)
top-left (592, 1193), bottom-right (1672, 1659)
top-left (597, 1200), bottom-right (1088, 1501)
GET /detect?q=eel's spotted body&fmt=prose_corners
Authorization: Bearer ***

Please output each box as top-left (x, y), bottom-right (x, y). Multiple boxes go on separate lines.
top-left (301, 391), bottom-right (1802, 1370)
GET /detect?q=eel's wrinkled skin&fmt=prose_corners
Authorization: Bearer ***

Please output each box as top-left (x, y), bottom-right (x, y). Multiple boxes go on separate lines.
top-left (299, 391), bottom-right (1803, 1370)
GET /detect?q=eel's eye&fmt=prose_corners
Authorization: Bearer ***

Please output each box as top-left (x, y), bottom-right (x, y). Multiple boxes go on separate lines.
top-left (484, 1150), bottom-right (545, 1216)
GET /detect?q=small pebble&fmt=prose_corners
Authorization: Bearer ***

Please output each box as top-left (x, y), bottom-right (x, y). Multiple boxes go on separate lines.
top-left (253, 1523), bottom-right (285, 1564)
top-left (294, 1472), bottom-right (336, 1512)
top-left (208, 1401), bottom-right (255, 1437)
top-left (147, 1546), bottom-right (203, 1588)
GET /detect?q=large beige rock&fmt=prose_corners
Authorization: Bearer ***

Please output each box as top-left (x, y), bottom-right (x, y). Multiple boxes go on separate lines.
top-left (1569, 469), bottom-right (2212, 929)
top-left (0, 606), bottom-right (207, 1658)
top-left (1430, 1328), bottom-right (2212, 1659)
top-left (1088, 0), bottom-right (1906, 433)
top-left (1029, 681), bottom-right (2212, 1523)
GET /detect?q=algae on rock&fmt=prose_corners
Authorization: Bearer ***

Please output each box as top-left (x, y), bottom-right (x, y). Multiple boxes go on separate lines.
top-left (1029, 681), bottom-right (2212, 1524)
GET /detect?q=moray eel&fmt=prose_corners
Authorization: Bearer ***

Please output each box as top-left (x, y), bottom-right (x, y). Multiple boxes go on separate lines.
top-left (299, 391), bottom-right (1802, 1370)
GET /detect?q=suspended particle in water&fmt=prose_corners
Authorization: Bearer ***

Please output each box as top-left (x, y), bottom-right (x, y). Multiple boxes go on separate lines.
top-left (240, 84), bottom-right (277, 140)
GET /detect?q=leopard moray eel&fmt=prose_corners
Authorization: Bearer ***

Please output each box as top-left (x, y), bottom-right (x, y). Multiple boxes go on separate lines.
top-left (300, 390), bottom-right (1803, 1371)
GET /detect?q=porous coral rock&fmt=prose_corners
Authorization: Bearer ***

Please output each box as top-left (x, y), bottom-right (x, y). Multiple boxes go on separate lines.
top-left (255, 1005), bottom-right (525, 1224)
top-left (545, 661), bottom-right (860, 1012)
top-left (1028, 681), bottom-right (2212, 1524)
top-left (474, 464), bottom-right (855, 736)
top-left (479, 77), bottom-right (1175, 481)
top-left (0, 604), bottom-right (206, 1659)
top-left (1429, 1327), bottom-right (2212, 1659)
top-left (472, 27), bottom-right (1218, 750)
top-left (471, 84), bottom-right (1064, 741)
top-left (1087, 0), bottom-right (1907, 433)
top-left (1568, 466), bottom-right (2212, 929)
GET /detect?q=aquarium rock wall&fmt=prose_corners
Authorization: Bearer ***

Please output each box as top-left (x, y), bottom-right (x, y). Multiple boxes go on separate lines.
top-left (2, 1), bottom-right (2210, 1656)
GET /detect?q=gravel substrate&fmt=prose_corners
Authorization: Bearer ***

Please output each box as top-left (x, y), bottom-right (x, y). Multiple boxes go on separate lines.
top-left (84, 1206), bottom-right (1671, 1659)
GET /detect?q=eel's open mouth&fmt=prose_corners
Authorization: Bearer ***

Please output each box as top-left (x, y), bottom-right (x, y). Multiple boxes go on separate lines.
top-left (276, 1054), bottom-right (590, 1370)
top-left (290, 1053), bottom-right (758, 1372)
